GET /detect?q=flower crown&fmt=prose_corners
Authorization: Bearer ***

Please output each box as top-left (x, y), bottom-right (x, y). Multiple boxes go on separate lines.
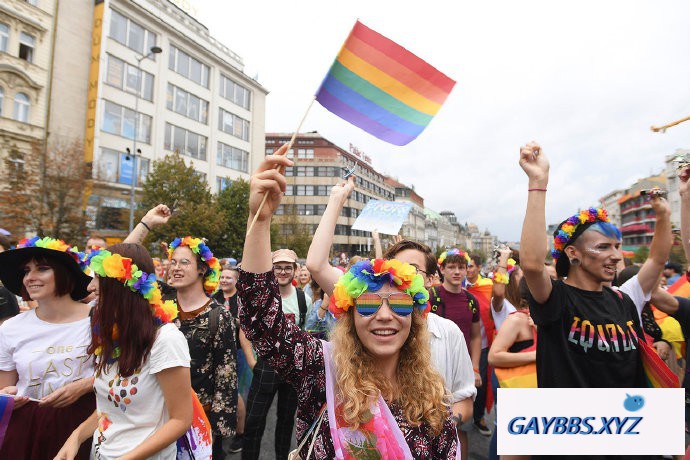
top-left (506, 258), bottom-right (517, 274)
top-left (18, 236), bottom-right (86, 269)
top-left (438, 248), bottom-right (470, 266)
top-left (88, 248), bottom-right (178, 326)
top-left (329, 259), bottom-right (430, 318)
top-left (552, 207), bottom-right (610, 259)
top-left (168, 236), bottom-right (221, 295)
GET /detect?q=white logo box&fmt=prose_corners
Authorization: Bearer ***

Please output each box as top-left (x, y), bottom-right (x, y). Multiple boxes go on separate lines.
top-left (497, 388), bottom-right (685, 456)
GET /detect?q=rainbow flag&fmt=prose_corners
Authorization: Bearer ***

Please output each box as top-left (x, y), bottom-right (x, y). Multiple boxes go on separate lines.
top-left (315, 21), bottom-right (456, 146)
top-left (0, 395), bottom-right (14, 449)
top-left (667, 274), bottom-right (690, 298)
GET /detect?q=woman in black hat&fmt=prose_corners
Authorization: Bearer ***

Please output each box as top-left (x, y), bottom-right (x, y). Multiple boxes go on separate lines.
top-left (0, 237), bottom-right (95, 459)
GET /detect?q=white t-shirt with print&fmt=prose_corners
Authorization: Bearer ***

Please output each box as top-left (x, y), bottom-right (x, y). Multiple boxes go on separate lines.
top-left (0, 309), bottom-right (93, 399)
top-left (92, 323), bottom-right (190, 460)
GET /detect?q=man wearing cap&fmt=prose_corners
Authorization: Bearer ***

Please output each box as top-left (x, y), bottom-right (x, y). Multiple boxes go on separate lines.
top-left (519, 141), bottom-right (647, 389)
top-left (242, 248), bottom-right (312, 460)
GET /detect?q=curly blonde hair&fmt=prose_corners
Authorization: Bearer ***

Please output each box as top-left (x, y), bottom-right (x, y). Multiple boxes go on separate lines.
top-left (330, 308), bottom-right (449, 435)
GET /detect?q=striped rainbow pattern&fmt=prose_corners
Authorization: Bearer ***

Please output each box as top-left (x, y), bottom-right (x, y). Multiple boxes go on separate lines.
top-left (355, 293), bottom-right (414, 316)
top-left (315, 21), bottom-right (456, 146)
top-left (495, 365), bottom-right (537, 389)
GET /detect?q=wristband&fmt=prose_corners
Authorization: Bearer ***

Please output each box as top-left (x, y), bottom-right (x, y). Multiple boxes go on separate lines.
top-left (528, 188), bottom-right (547, 192)
top-left (473, 368), bottom-right (479, 373)
top-left (139, 220), bottom-right (151, 231)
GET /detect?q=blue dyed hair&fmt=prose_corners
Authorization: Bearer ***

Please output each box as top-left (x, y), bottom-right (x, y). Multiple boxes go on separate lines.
top-left (585, 221), bottom-right (622, 241)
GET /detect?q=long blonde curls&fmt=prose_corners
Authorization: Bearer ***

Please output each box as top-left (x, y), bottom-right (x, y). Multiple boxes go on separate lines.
top-left (330, 309), bottom-right (449, 435)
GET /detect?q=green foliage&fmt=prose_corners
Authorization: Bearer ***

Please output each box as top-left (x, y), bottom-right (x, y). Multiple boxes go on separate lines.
top-left (214, 179), bottom-right (250, 259)
top-left (139, 153), bottom-right (226, 257)
top-left (633, 245), bottom-right (650, 263)
top-left (273, 205), bottom-right (313, 259)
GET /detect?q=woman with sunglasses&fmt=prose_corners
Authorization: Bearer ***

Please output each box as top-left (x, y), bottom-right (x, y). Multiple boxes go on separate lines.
top-left (238, 149), bottom-right (459, 459)
top-left (55, 244), bottom-right (192, 459)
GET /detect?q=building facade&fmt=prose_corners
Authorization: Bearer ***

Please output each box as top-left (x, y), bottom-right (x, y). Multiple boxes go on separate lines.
top-left (267, 132), bottom-right (395, 257)
top-left (384, 176), bottom-right (426, 243)
top-left (617, 173), bottom-right (666, 250)
top-left (86, 0), bottom-right (267, 238)
top-left (665, 148), bottom-right (690, 229)
top-left (0, 0), bottom-right (56, 236)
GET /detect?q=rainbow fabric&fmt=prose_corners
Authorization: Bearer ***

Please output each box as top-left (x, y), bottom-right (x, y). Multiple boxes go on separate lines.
top-left (0, 395), bottom-right (13, 449)
top-left (176, 390), bottom-right (212, 460)
top-left (315, 21), bottom-right (456, 146)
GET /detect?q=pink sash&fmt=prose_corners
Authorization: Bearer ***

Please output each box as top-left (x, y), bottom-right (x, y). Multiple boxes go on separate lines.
top-left (322, 340), bottom-right (413, 460)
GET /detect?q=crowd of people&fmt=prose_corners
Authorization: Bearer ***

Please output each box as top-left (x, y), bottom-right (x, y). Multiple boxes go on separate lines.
top-left (0, 140), bottom-right (689, 459)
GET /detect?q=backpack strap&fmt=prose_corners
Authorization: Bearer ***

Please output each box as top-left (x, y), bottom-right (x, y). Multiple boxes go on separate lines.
top-left (296, 287), bottom-right (307, 329)
top-left (429, 286), bottom-right (445, 317)
top-left (464, 290), bottom-right (479, 315)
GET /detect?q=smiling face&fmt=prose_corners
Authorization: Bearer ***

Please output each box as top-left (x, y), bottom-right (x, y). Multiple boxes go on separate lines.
top-left (298, 267), bottom-right (311, 286)
top-left (168, 246), bottom-right (204, 291)
top-left (219, 268), bottom-right (237, 292)
top-left (22, 260), bottom-right (57, 301)
top-left (569, 230), bottom-right (622, 283)
top-left (353, 282), bottom-right (412, 361)
top-left (273, 263), bottom-right (295, 287)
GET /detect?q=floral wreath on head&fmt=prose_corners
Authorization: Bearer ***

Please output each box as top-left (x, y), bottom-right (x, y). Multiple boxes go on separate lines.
top-left (88, 248), bottom-right (178, 364)
top-left (329, 259), bottom-right (430, 318)
top-left (168, 236), bottom-right (221, 295)
top-left (437, 248), bottom-right (471, 266)
top-left (18, 236), bottom-right (86, 269)
top-left (552, 207), bottom-right (610, 260)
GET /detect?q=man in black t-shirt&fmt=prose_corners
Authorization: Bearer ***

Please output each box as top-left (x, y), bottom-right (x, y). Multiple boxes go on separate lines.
top-left (518, 141), bottom-right (668, 389)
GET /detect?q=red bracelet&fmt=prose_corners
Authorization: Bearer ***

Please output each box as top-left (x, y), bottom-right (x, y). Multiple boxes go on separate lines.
top-left (473, 368), bottom-right (479, 373)
top-left (528, 188), bottom-right (547, 192)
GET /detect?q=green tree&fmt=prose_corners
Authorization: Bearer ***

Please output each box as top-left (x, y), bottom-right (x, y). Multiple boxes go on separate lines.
top-left (139, 153), bottom-right (226, 256)
top-left (215, 179), bottom-right (250, 259)
top-left (633, 245), bottom-right (650, 263)
top-left (273, 202), bottom-right (313, 259)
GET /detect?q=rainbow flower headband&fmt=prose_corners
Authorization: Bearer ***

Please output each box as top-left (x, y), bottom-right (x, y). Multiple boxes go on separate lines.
top-left (18, 236), bottom-right (85, 269)
top-left (438, 248), bottom-right (470, 266)
top-left (552, 207), bottom-right (609, 259)
top-left (329, 259), bottom-right (430, 318)
top-left (168, 236), bottom-right (221, 295)
top-left (88, 248), bottom-right (178, 326)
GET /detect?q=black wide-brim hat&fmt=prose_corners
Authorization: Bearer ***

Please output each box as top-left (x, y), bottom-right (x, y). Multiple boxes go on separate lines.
top-left (0, 247), bottom-right (91, 301)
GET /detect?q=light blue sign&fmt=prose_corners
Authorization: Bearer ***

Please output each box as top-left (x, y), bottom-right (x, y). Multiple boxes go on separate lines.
top-left (351, 200), bottom-right (413, 235)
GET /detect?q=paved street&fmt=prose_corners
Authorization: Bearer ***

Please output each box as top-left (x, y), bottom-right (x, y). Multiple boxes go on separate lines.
top-left (225, 400), bottom-right (495, 459)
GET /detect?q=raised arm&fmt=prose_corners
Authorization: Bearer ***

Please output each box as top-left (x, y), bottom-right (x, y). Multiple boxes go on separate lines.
top-left (491, 248), bottom-right (511, 310)
top-left (372, 230), bottom-right (383, 259)
top-left (305, 177), bottom-right (354, 296)
top-left (650, 285), bottom-right (680, 316)
top-left (680, 166), bottom-right (690, 267)
top-left (636, 195), bottom-right (672, 294)
top-left (518, 141), bottom-right (552, 303)
top-left (123, 204), bottom-right (172, 244)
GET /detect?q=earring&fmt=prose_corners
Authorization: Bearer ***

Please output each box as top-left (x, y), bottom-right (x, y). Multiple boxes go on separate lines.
top-left (569, 258), bottom-right (580, 266)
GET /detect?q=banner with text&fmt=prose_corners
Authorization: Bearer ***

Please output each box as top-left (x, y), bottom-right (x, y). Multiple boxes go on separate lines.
top-left (351, 200), bottom-right (412, 236)
top-left (497, 388), bottom-right (684, 456)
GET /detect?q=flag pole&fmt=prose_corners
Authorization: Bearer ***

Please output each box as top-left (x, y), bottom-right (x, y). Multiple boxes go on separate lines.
top-left (246, 97), bottom-right (316, 236)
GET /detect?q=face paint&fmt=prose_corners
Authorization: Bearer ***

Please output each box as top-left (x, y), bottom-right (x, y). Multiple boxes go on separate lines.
top-left (584, 246), bottom-right (602, 255)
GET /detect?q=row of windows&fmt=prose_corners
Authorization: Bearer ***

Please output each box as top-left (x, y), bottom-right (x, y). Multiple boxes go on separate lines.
top-left (265, 148), bottom-right (314, 159)
top-left (285, 185), bottom-right (330, 197)
top-left (163, 123), bottom-right (207, 161)
top-left (218, 108), bottom-right (250, 141)
top-left (284, 166), bottom-right (343, 177)
top-left (105, 54), bottom-right (154, 101)
top-left (0, 90), bottom-right (30, 122)
top-left (169, 46), bottom-right (210, 88)
top-left (275, 204), bottom-right (363, 218)
top-left (335, 225), bottom-right (371, 237)
top-left (102, 100), bottom-right (152, 143)
top-left (0, 23), bottom-right (36, 63)
top-left (99, 148), bottom-right (150, 185)
top-left (216, 142), bottom-right (249, 173)
top-left (220, 74), bottom-right (251, 110)
top-left (167, 83), bottom-right (209, 123)
top-left (110, 10), bottom-right (158, 59)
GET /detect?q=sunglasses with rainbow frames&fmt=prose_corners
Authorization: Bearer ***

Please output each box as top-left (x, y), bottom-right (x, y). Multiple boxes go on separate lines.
top-left (354, 291), bottom-right (415, 317)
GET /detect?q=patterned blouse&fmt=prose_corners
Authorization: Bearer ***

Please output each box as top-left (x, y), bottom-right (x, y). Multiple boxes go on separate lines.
top-left (238, 269), bottom-right (458, 459)
top-left (174, 300), bottom-right (237, 437)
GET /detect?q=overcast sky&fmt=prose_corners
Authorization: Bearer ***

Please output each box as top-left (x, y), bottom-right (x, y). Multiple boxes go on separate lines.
top-left (194, 0), bottom-right (690, 242)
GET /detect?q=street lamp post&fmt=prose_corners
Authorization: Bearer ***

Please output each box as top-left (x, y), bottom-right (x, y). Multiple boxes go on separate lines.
top-left (128, 45), bottom-right (162, 233)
